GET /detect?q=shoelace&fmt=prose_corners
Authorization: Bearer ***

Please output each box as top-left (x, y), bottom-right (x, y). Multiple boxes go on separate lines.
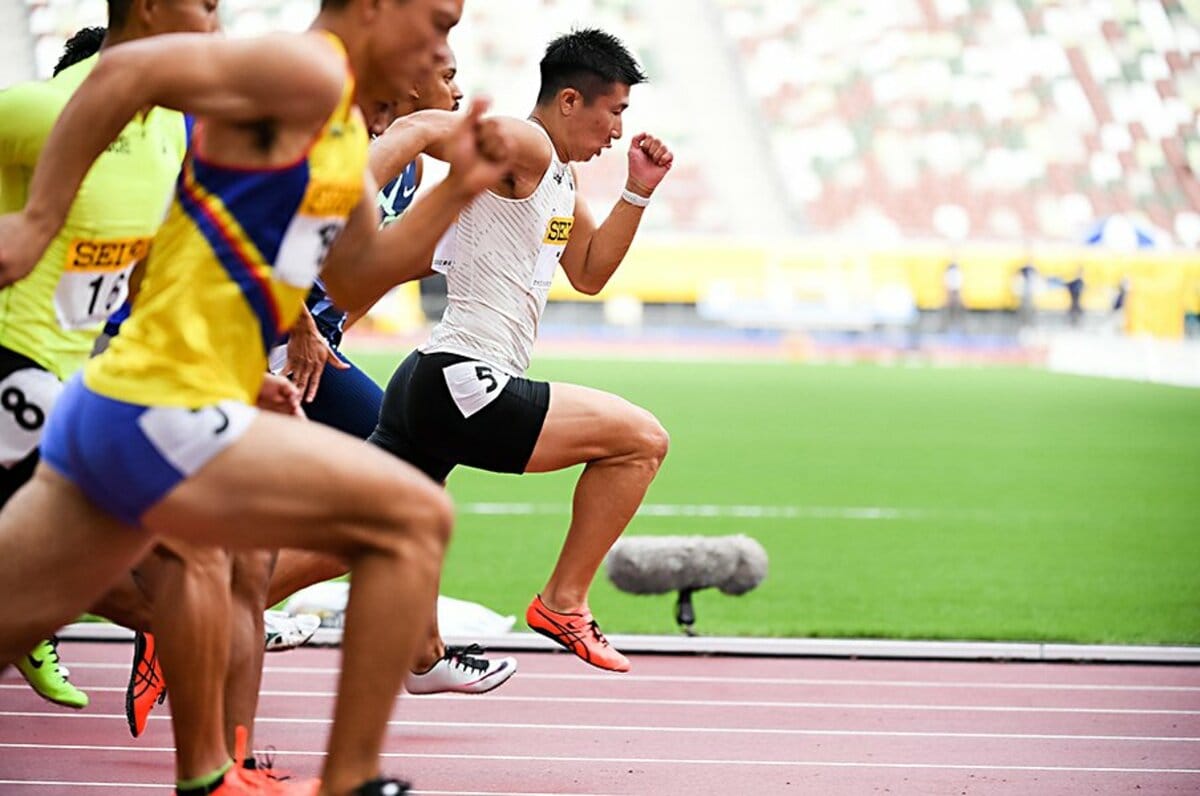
top-left (253, 747), bottom-right (291, 782)
top-left (444, 644), bottom-right (490, 674)
top-left (44, 638), bottom-right (67, 673)
top-left (587, 620), bottom-right (612, 648)
top-left (133, 645), bottom-right (165, 702)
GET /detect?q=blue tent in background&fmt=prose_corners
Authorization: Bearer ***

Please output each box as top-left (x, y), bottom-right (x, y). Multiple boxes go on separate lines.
top-left (1082, 214), bottom-right (1160, 249)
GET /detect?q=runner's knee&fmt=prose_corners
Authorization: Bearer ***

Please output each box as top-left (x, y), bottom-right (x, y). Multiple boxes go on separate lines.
top-left (366, 475), bottom-right (454, 560)
top-left (632, 410), bottom-right (670, 469)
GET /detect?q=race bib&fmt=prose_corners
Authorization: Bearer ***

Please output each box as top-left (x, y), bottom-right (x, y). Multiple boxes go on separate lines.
top-left (137, 401), bottom-right (255, 476)
top-left (53, 236), bottom-right (148, 329)
top-left (532, 216), bottom-right (572, 291)
top-left (0, 368), bottom-right (62, 468)
top-left (275, 217), bottom-right (347, 288)
top-left (442, 361), bottom-right (510, 419)
top-left (274, 181), bottom-right (360, 287)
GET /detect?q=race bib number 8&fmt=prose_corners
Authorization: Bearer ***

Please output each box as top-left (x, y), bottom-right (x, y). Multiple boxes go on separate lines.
top-left (0, 368), bottom-right (62, 468)
top-left (54, 237), bottom-right (148, 329)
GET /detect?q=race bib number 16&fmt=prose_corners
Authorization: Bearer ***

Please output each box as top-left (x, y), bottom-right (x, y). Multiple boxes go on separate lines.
top-left (54, 237), bottom-right (148, 329)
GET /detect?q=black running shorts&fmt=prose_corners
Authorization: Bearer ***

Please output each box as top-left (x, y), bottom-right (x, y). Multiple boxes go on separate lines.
top-left (368, 350), bottom-right (551, 482)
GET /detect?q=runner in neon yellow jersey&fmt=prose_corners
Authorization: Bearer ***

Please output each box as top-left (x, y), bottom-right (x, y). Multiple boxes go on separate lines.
top-left (0, 0), bottom-right (220, 710)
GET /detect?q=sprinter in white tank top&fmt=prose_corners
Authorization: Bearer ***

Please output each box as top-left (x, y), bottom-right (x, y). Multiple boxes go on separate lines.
top-left (366, 28), bottom-right (675, 673)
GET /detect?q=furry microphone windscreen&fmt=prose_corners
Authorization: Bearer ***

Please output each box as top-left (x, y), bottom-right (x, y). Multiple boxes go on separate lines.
top-left (604, 535), bottom-right (768, 596)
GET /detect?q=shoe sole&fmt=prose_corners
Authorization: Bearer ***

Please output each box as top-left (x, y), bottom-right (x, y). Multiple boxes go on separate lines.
top-left (528, 622), bottom-right (630, 672)
top-left (407, 660), bottom-right (519, 695)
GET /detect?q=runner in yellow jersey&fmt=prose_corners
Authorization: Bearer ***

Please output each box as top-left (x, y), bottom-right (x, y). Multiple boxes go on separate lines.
top-left (0, 0), bottom-right (510, 793)
top-left (0, 0), bottom-right (217, 713)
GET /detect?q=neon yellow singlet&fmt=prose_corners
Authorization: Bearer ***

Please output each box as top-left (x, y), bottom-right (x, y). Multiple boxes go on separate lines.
top-left (85, 35), bottom-right (368, 407)
top-left (0, 55), bottom-right (187, 379)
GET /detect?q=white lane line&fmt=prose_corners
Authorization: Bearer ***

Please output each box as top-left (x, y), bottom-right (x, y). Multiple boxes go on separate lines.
top-left (1, 745), bottom-right (1198, 774)
top-left (5, 690), bottom-right (1200, 714)
top-left (0, 786), bottom-right (613, 796)
top-left (2, 711), bottom-right (1199, 742)
top-left (0, 783), bottom-right (162, 791)
top-left (19, 671), bottom-right (1200, 694)
top-left (461, 502), bottom-right (930, 520)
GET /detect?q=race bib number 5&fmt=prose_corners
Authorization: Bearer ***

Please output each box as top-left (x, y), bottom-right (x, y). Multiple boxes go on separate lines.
top-left (54, 237), bottom-right (148, 329)
top-left (443, 361), bottom-right (511, 419)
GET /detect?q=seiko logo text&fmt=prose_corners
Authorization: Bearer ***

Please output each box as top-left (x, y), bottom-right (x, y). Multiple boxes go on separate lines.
top-left (302, 183), bottom-right (362, 217)
top-left (65, 237), bottom-right (152, 271)
top-left (542, 216), bottom-right (574, 245)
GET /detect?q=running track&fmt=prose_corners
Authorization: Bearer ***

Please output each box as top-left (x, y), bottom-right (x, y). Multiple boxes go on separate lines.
top-left (2, 641), bottom-right (1199, 794)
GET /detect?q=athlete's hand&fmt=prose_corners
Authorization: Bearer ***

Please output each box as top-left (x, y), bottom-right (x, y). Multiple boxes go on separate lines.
top-left (626, 133), bottom-right (674, 197)
top-left (286, 311), bottom-right (348, 403)
top-left (445, 98), bottom-right (512, 197)
top-left (257, 372), bottom-right (303, 417)
top-left (0, 211), bottom-right (56, 289)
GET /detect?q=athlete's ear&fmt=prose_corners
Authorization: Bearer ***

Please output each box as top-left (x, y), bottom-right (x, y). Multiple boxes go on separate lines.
top-left (558, 88), bottom-right (582, 118)
top-left (133, 0), bottom-right (156, 28)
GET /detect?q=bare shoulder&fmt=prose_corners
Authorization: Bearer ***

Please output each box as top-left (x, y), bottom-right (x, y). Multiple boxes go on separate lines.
top-left (495, 116), bottom-right (553, 179)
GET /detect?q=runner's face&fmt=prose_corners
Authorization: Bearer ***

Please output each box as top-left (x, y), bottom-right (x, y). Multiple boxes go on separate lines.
top-left (150, 0), bottom-right (222, 34)
top-left (567, 83), bottom-right (629, 162)
top-left (373, 0), bottom-right (461, 99)
top-left (413, 53), bottom-right (462, 112)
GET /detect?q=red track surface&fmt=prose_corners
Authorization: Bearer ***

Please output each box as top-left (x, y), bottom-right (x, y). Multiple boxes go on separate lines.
top-left (2, 640), bottom-right (1199, 794)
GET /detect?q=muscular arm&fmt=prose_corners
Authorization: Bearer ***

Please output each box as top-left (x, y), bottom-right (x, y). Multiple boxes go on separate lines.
top-left (410, 111), bottom-right (551, 198)
top-left (322, 99), bottom-right (512, 313)
top-left (19, 32), bottom-right (344, 246)
top-left (559, 133), bottom-right (674, 296)
top-left (558, 188), bottom-right (647, 296)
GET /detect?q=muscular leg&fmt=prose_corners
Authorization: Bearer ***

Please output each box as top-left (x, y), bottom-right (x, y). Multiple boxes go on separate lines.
top-left (267, 548), bottom-right (346, 606)
top-left (0, 466), bottom-right (155, 666)
top-left (142, 411), bottom-right (450, 793)
top-left (525, 383), bottom-right (669, 613)
top-left (136, 541), bottom-right (233, 781)
top-left (226, 549), bottom-right (274, 756)
top-left (90, 570), bottom-right (154, 632)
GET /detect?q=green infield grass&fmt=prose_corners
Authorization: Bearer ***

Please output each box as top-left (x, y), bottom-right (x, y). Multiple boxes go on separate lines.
top-left (342, 351), bottom-right (1200, 646)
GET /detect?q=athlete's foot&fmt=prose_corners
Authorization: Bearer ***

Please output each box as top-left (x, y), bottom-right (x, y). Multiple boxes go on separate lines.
top-left (405, 644), bottom-right (517, 694)
top-left (16, 637), bottom-right (88, 709)
top-left (525, 595), bottom-right (631, 672)
top-left (263, 610), bottom-right (321, 652)
top-left (352, 777), bottom-right (411, 795)
top-left (231, 725), bottom-right (301, 789)
top-left (126, 630), bottom-right (167, 737)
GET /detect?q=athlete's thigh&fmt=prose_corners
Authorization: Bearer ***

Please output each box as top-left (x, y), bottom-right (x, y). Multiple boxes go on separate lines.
top-left (303, 354), bottom-right (383, 440)
top-left (143, 410), bottom-right (449, 557)
top-left (525, 382), bottom-right (659, 473)
top-left (0, 465), bottom-right (152, 657)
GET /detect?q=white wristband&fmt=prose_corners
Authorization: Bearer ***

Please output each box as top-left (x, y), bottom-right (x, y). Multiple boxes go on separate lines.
top-left (621, 188), bottom-right (651, 208)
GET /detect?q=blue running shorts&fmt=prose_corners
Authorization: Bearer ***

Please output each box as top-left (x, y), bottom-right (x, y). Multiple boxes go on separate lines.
top-left (41, 374), bottom-right (256, 527)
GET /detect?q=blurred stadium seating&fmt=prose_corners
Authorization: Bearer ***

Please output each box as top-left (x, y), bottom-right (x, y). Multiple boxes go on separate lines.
top-left (714, 0), bottom-right (1200, 247)
top-left (7, 0), bottom-right (1199, 338)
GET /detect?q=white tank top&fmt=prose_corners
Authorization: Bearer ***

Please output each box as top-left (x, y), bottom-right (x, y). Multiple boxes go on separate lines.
top-left (421, 123), bottom-right (576, 376)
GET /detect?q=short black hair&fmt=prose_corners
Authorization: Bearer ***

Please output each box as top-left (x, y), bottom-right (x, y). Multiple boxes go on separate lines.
top-left (54, 26), bottom-right (106, 75)
top-left (536, 28), bottom-right (647, 105)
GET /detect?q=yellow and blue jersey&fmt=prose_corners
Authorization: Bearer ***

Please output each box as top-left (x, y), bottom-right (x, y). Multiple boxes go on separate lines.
top-left (85, 36), bottom-right (368, 407)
